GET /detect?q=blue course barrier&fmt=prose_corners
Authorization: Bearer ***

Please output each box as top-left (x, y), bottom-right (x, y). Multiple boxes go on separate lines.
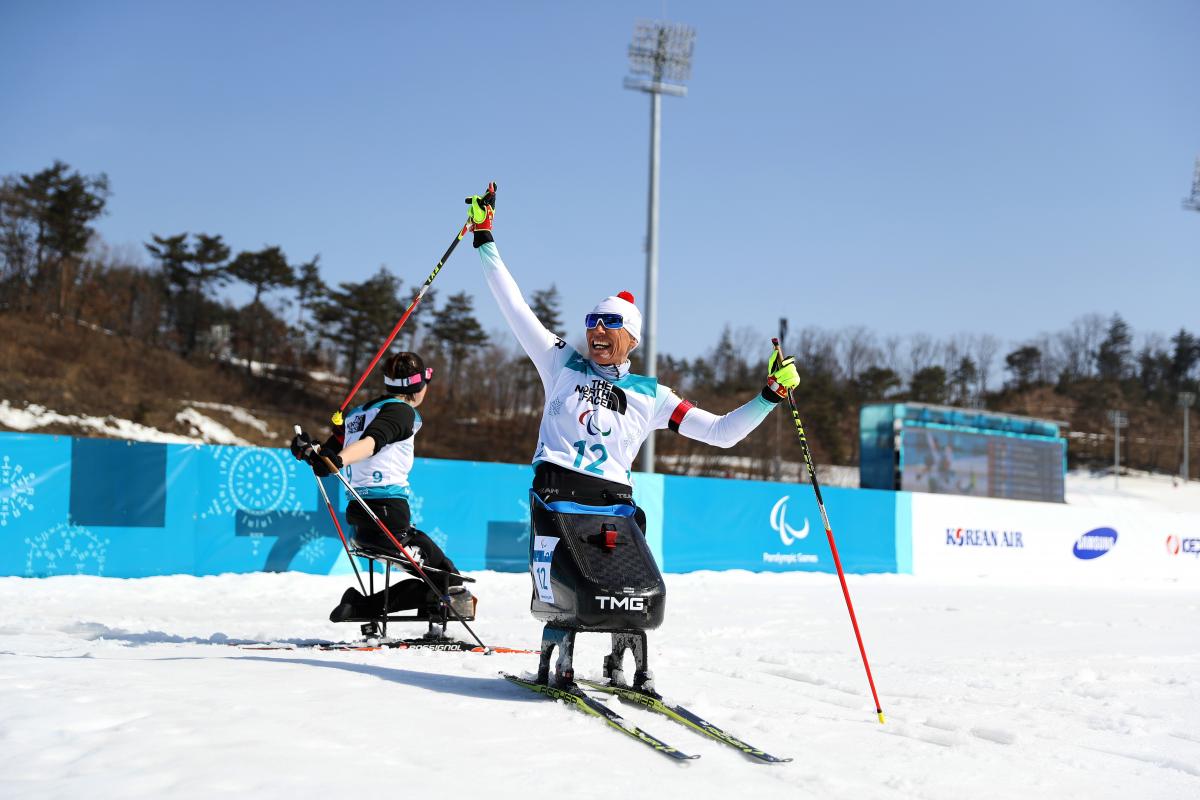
top-left (662, 474), bottom-right (902, 574)
top-left (0, 432), bottom-right (904, 577)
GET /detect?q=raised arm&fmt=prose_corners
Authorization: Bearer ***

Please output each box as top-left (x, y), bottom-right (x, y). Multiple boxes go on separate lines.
top-left (469, 185), bottom-right (565, 386)
top-left (651, 348), bottom-right (801, 448)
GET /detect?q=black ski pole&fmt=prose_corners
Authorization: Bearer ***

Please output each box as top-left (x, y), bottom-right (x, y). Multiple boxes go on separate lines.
top-left (294, 427), bottom-right (491, 652)
top-left (772, 338), bottom-right (886, 724)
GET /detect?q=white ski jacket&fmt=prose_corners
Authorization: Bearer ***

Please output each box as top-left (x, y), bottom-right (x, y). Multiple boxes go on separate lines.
top-left (478, 242), bottom-right (780, 487)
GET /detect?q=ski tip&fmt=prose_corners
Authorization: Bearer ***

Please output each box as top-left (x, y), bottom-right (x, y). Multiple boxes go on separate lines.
top-left (877, 710), bottom-right (886, 724)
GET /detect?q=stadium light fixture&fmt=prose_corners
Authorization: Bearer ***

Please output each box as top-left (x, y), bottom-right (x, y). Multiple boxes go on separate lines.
top-left (624, 18), bottom-right (695, 474)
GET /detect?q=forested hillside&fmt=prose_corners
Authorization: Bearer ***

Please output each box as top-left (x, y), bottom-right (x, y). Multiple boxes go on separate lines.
top-left (2, 161), bottom-right (1197, 478)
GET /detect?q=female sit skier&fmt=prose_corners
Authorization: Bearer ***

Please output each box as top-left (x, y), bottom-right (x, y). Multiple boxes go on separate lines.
top-left (466, 184), bottom-right (799, 688)
top-left (291, 352), bottom-right (475, 626)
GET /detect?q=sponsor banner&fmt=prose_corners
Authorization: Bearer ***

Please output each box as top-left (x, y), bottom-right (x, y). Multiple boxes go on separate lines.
top-left (662, 474), bottom-right (899, 574)
top-left (911, 492), bottom-right (1200, 580)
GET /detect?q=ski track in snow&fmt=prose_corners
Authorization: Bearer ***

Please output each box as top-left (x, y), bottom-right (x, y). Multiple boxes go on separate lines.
top-left (0, 572), bottom-right (1198, 799)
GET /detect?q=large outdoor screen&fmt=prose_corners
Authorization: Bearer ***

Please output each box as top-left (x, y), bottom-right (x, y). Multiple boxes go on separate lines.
top-left (900, 426), bottom-right (1065, 502)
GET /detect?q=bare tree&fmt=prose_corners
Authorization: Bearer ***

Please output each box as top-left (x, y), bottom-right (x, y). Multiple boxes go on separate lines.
top-left (1029, 332), bottom-right (1059, 385)
top-left (882, 334), bottom-right (905, 382)
top-left (969, 333), bottom-right (1000, 395)
top-left (794, 327), bottom-right (840, 379)
top-left (907, 333), bottom-right (941, 386)
top-left (1057, 313), bottom-right (1107, 380)
top-left (839, 325), bottom-right (880, 383)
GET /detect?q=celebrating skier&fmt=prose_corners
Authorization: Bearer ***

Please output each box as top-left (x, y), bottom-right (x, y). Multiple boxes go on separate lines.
top-left (291, 352), bottom-right (475, 625)
top-left (466, 183), bottom-right (799, 688)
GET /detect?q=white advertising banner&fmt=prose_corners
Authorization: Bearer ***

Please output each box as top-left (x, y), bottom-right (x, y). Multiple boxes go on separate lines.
top-left (911, 492), bottom-right (1200, 582)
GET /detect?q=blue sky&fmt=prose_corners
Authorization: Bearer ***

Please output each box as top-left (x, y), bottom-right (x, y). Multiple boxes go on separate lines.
top-left (2, 0), bottom-right (1197, 362)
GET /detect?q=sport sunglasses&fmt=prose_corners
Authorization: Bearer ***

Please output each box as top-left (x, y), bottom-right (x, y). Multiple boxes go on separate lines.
top-left (584, 313), bottom-right (625, 330)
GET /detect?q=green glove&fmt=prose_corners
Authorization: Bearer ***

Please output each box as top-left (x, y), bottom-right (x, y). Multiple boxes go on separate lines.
top-left (466, 181), bottom-right (496, 247)
top-left (764, 350), bottom-right (800, 401)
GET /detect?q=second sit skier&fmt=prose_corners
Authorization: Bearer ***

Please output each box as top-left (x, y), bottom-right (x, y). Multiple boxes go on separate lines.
top-left (291, 352), bottom-right (476, 626)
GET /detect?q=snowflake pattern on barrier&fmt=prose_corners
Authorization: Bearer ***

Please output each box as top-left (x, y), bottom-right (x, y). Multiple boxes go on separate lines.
top-left (200, 447), bottom-right (305, 558)
top-left (199, 447), bottom-right (303, 555)
top-left (296, 527), bottom-right (328, 566)
top-left (427, 527), bottom-right (448, 550)
top-left (1, 455), bottom-right (36, 527)
top-left (408, 491), bottom-right (424, 527)
top-left (25, 522), bottom-right (109, 576)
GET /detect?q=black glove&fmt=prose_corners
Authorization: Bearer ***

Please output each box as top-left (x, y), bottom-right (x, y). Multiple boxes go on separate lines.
top-left (290, 431), bottom-right (341, 477)
top-left (290, 432), bottom-right (313, 461)
top-left (309, 450), bottom-right (342, 478)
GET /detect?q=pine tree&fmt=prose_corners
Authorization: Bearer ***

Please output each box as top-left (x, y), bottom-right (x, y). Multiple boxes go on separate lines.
top-left (1096, 314), bottom-right (1132, 382)
top-left (530, 284), bottom-right (564, 334)
top-left (0, 161), bottom-right (109, 316)
top-left (293, 255), bottom-right (326, 357)
top-left (1004, 345), bottom-right (1042, 390)
top-left (145, 232), bottom-right (231, 356)
top-left (1169, 328), bottom-right (1199, 391)
top-left (228, 246), bottom-right (295, 371)
top-left (910, 366), bottom-right (948, 404)
top-left (316, 268), bottom-right (405, 387)
top-left (431, 290), bottom-right (488, 394)
top-left (949, 357), bottom-right (978, 406)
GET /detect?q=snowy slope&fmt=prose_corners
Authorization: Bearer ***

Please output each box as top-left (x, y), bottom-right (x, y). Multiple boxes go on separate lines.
top-left (1, 571), bottom-right (1197, 799)
top-left (1066, 469), bottom-right (1200, 514)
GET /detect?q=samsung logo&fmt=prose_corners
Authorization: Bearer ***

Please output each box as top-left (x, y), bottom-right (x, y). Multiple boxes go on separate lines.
top-left (1073, 527), bottom-right (1118, 560)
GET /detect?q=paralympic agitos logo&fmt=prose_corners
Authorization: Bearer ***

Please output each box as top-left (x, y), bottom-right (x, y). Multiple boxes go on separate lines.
top-left (577, 409), bottom-right (611, 437)
top-left (770, 496), bottom-right (810, 546)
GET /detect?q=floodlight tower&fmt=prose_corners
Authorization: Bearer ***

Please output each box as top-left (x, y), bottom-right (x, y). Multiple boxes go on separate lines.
top-left (625, 19), bottom-right (695, 474)
top-left (1107, 410), bottom-right (1128, 490)
top-left (1180, 392), bottom-right (1196, 482)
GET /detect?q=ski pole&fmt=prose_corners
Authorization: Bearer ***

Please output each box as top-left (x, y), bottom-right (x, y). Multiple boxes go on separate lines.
top-left (298, 430), bottom-right (475, 583)
top-left (312, 473), bottom-right (473, 587)
top-left (332, 220), bottom-right (472, 425)
top-left (312, 471), bottom-right (367, 595)
top-left (772, 338), bottom-right (886, 724)
top-left (294, 428), bottom-right (490, 652)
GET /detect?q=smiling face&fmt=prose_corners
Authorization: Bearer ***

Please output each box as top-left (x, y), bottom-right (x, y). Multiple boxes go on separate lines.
top-left (586, 320), bottom-right (637, 366)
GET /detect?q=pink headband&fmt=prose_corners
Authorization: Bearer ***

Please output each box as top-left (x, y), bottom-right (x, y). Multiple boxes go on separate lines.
top-left (384, 367), bottom-right (433, 390)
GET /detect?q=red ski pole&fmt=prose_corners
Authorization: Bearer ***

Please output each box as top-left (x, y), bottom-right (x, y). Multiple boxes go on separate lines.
top-left (310, 472), bottom-right (367, 595)
top-left (332, 220), bottom-right (471, 425)
top-left (772, 338), bottom-right (886, 724)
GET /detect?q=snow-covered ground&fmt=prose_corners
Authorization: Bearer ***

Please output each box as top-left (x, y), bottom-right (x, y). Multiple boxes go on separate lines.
top-left (1066, 468), bottom-right (1200, 514)
top-left (1, 571), bottom-right (1197, 799)
top-left (0, 400), bottom-right (264, 446)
